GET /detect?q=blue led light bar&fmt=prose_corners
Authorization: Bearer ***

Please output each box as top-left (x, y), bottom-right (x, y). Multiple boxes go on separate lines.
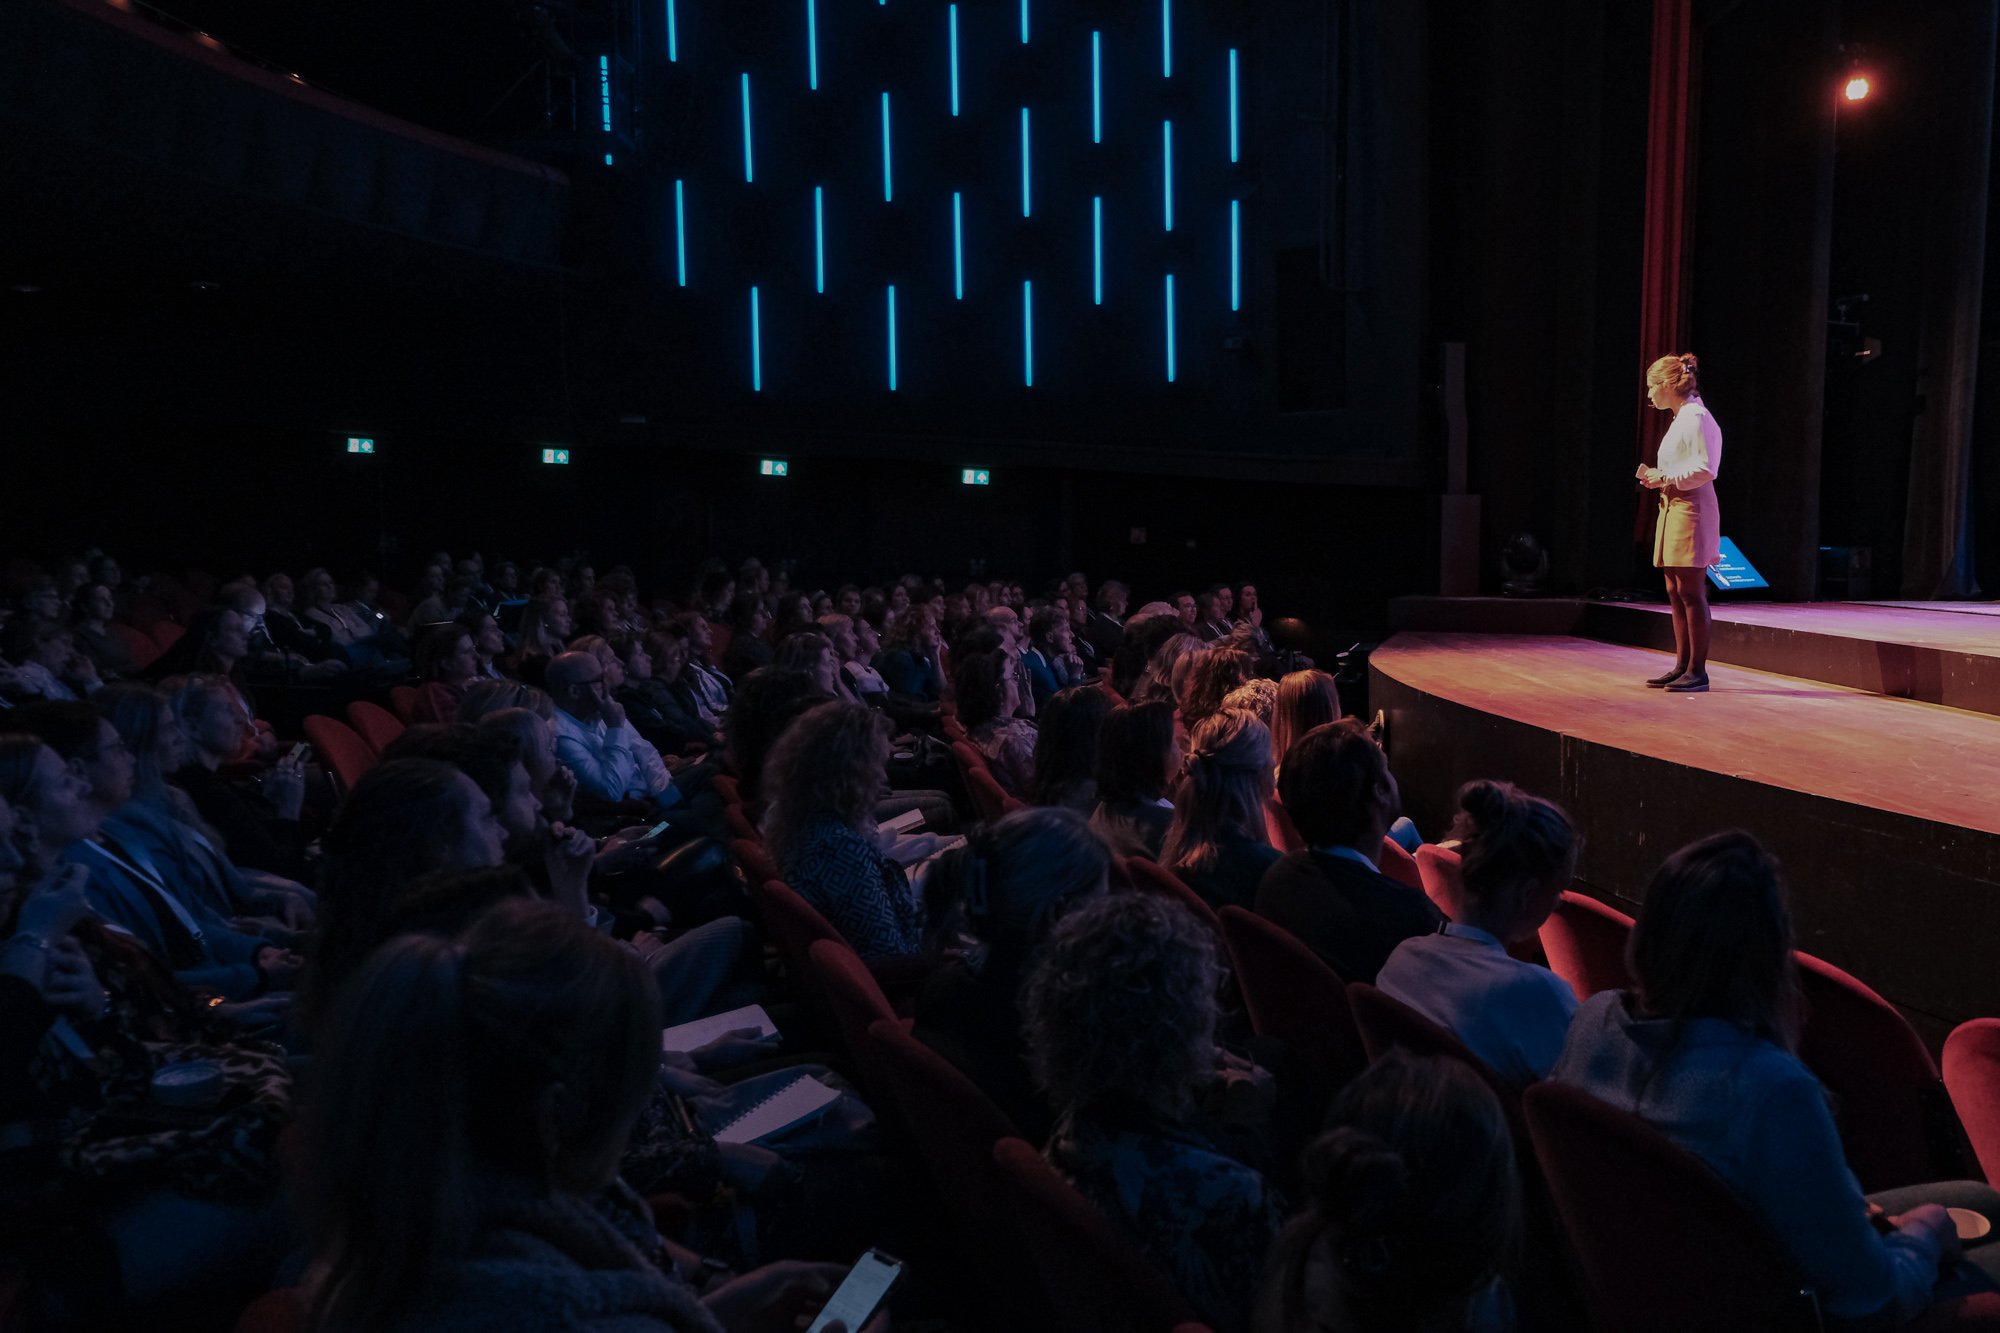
top-left (666, 0), bottom-right (677, 61)
top-left (887, 285), bottom-right (899, 390)
top-left (1091, 31), bottom-right (1103, 143)
top-left (741, 74), bottom-right (755, 182)
top-left (1020, 107), bottom-right (1031, 217)
top-left (750, 286), bottom-right (763, 391)
top-left (1162, 120), bottom-right (1174, 230)
top-left (1023, 279), bottom-right (1034, 387)
top-left (949, 5), bottom-right (960, 115)
top-left (1162, 0), bottom-right (1172, 77)
top-left (814, 186), bottom-right (825, 293)
top-left (953, 192), bottom-right (965, 299)
top-left (1229, 49), bottom-right (1240, 162)
top-left (1093, 196), bottom-right (1103, 305)
top-left (1020, 0), bottom-right (1028, 44)
top-left (604, 153), bottom-right (614, 165)
top-left (1230, 200), bottom-right (1240, 311)
top-left (599, 56), bottom-right (613, 132)
top-left (807, 0), bottom-right (819, 89)
top-left (882, 93), bottom-right (894, 202)
top-left (674, 179), bottom-right (687, 286)
top-left (1165, 274), bottom-right (1177, 382)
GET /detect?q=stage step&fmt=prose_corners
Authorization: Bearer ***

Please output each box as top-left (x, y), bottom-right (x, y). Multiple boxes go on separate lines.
top-left (1389, 596), bottom-right (2000, 719)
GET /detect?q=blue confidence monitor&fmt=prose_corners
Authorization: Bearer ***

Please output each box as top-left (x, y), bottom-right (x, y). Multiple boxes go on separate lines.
top-left (1707, 537), bottom-right (1769, 591)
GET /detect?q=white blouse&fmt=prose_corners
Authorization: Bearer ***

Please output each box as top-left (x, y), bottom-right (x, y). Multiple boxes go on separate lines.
top-left (1657, 398), bottom-right (1723, 490)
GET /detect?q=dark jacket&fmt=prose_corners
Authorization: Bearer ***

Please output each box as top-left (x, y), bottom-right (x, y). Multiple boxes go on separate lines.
top-left (1254, 848), bottom-right (1445, 985)
top-left (1174, 834), bottom-right (1284, 914)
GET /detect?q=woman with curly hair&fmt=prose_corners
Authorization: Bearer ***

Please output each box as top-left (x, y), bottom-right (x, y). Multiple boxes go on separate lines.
top-left (762, 701), bottom-right (922, 960)
top-left (1161, 710), bottom-right (1280, 912)
top-left (1178, 648), bottom-right (1255, 733)
top-left (874, 602), bottom-right (947, 703)
top-left (1022, 892), bottom-right (1280, 1333)
top-left (1131, 632), bottom-right (1208, 708)
top-left (954, 649), bottom-right (1038, 798)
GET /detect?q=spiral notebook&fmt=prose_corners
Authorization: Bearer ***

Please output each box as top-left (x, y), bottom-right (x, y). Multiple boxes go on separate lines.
top-left (713, 1075), bottom-right (843, 1144)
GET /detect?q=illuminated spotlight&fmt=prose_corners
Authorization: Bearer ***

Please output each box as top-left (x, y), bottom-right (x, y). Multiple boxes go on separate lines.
top-left (953, 192), bottom-right (965, 299)
top-left (882, 93), bottom-right (894, 201)
top-left (674, 179), bottom-right (688, 286)
top-left (1022, 279), bottom-right (1034, 387)
top-left (949, 5), bottom-right (960, 115)
top-left (814, 186), bottom-right (826, 293)
top-left (741, 74), bottom-right (755, 182)
top-left (666, 0), bottom-right (677, 61)
top-left (750, 286), bottom-right (763, 391)
top-left (541, 448), bottom-right (572, 465)
top-left (961, 467), bottom-right (992, 485)
top-left (345, 437), bottom-right (375, 454)
top-left (807, 0), bottom-right (819, 89)
top-left (1844, 73), bottom-right (1872, 102)
top-left (759, 458), bottom-right (790, 477)
top-left (887, 285), bottom-right (900, 391)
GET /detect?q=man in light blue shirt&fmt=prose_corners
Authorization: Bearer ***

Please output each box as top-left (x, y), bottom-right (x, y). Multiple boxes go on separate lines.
top-left (546, 651), bottom-right (681, 808)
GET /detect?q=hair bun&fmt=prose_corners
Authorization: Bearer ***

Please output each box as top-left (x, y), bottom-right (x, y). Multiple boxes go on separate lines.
top-left (1304, 1126), bottom-right (1410, 1234)
top-left (1457, 778), bottom-right (1517, 828)
top-left (1680, 352), bottom-right (1698, 370)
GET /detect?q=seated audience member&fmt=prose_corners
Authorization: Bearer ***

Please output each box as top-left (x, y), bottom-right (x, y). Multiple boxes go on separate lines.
top-left (165, 674), bottom-right (313, 881)
top-left (777, 629), bottom-right (852, 703)
top-left (1083, 580), bottom-right (1130, 660)
top-left (1271, 670), bottom-right (1341, 781)
top-left (302, 899), bottom-right (854, 1333)
top-left (409, 624), bottom-right (481, 725)
top-left (1553, 832), bottom-right (2000, 1327)
top-left (503, 594), bottom-right (571, 684)
top-left (1024, 891), bottom-right (1281, 1333)
top-left (1107, 612), bottom-right (1182, 700)
top-left (720, 593), bottom-right (776, 681)
top-left (695, 568), bottom-right (735, 622)
top-left (1220, 676), bottom-right (1277, 725)
top-left (671, 612), bottom-right (735, 725)
top-left (1195, 590), bottom-right (1235, 641)
top-left (1172, 591), bottom-right (1200, 631)
top-left (955, 649), bottom-right (1038, 798)
top-left (299, 568), bottom-right (407, 671)
top-left (216, 580), bottom-right (347, 683)
top-left (402, 563), bottom-right (448, 630)
top-left (617, 630), bottom-right (717, 755)
top-left (12, 703), bottom-right (299, 1001)
top-left (544, 651), bottom-right (682, 809)
top-left (456, 678), bottom-right (552, 725)
top-left (68, 583), bottom-right (134, 679)
top-left (1180, 648), bottom-right (1255, 732)
top-left (1132, 631), bottom-right (1207, 707)
top-left (1377, 780), bottom-right (1578, 1086)
top-left (1234, 583), bottom-right (1264, 626)
top-left (772, 592), bottom-right (818, 644)
top-left (4, 615), bottom-right (103, 704)
top-left (1022, 605), bottom-right (1084, 708)
top-left (94, 683), bottom-right (314, 932)
top-left (13, 573), bottom-right (65, 624)
top-left (915, 807), bottom-right (1109, 1142)
top-left (456, 609), bottom-right (508, 680)
top-left (262, 572), bottom-right (343, 667)
top-left (1089, 699), bottom-right (1180, 859)
top-left (1162, 711), bottom-right (1282, 912)
top-left (1256, 721), bottom-right (1443, 984)
top-left (1256, 1052), bottom-right (1522, 1333)
top-left (1028, 685), bottom-right (1113, 815)
top-left (763, 701), bottom-right (923, 960)
top-left (723, 668), bottom-right (827, 806)
top-left (821, 613), bottom-right (891, 708)
top-left (476, 705), bottom-right (578, 826)
top-left (874, 604), bottom-right (947, 703)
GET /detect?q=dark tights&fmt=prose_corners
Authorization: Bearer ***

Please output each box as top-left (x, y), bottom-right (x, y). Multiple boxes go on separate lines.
top-left (1662, 567), bottom-right (1711, 677)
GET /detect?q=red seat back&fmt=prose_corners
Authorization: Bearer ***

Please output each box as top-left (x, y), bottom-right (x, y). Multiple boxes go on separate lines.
top-left (807, 939), bottom-right (899, 1103)
top-left (710, 772), bottom-right (742, 806)
top-left (730, 837), bottom-right (780, 890)
top-left (1944, 1018), bottom-right (2000, 1185)
top-left (1795, 949), bottom-right (1971, 1190)
top-left (1263, 797), bottom-right (1304, 852)
top-left (951, 740), bottom-right (1018, 822)
top-left (1120, 857), bottom-right (1222, 934)
top-left (1219, 906), bottom-right (1366, 1109)
top-left (990, 1137), bottom-right (1201, 1333)
top-left (1376, 835), bottom-right (1422, 890)
top-left (1522, 1082), bottom-right (1818, 1333)
top-left (302, 715), bottom-right (377, 796)
top-left (708, 623), bottom-right (735, 661)
top-left (345, 700), bottom-right (405, 757)
top-left (148, 619), bottom-right (187, 654)
top-left (1538, 890), bottom-right (1634, 1000)
top-left (725, 804), bottom-right (762, 844)
top-left (106, 621), bottom-right (162, 672)
top-left (387, 684), bottom-right (422, 724)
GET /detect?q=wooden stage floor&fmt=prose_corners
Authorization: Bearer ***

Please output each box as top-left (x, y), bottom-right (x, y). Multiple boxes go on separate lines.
top-left (1372, 605), bottom-right (2000, 1036)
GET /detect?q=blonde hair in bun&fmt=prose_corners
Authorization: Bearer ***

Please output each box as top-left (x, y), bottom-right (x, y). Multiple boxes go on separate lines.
top-left (1646, 352), bottom-right (1701, 397)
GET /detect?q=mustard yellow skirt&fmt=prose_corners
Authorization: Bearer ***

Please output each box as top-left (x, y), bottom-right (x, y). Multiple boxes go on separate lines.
top-left (1654, 485), bottom-right (1721, 569)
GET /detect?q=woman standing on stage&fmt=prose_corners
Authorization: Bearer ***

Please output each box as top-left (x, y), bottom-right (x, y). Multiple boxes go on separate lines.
top-left (1638, 353), bottom-right (1723, 693)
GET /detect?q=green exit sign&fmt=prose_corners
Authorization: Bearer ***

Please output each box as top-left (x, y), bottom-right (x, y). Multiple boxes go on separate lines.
top-left (541, 448), bottom-right (571, 465)
top-left (759, 458), bottom-right (789, 477)
top-left (961, 468), bottom-right (991, 486)
top-left (346, 437), bottom-right (375, 454)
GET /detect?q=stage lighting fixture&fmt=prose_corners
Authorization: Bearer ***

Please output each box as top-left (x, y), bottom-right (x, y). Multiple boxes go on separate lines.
top-left (882, 93), bottom-right (895, 201)
top-left (1021, 107), bottom-right (1033, 216)
top-left (1020, 0), bottom-right (1029, 43)
top-left (814, 186), bottom-right (826, 292)
top-left (741, 74), bottom-right (755, 182)
top-left (1092, 31), bottom-right (1103, 143)
top-left (674, 179), bottom-right (688, 286)
top-left (953, 193), bottom-right (966, 298)
top-left (666, 0), bottom-right (677, 60)
top-left (541, 448), bottom-right (571, 465)
top-left (950, 5), bottom-right (961, 114)
top-left (1844, 74), bottom-right (1871, 102)
top-left (750, 286), bottom-right (764, 391)
top-left (1093, 196), bottom-right (1104, 304)
top-left (1229, 200), bottom-right (1240, 311)
top-left (1228, 49), bottom-right (1239, 161)
top-left (887, 285), bottom-right (900, 390)
top-left (962, 467), bottom-right (992, 485)
top-left (1165, 274), bottom-right (1177, 382)
top-left (807, 0), bottom-right (819, 89)
top-left (346, 437), bottom-right (375, 454)
top-left (1162, 0), bottom-right (1171, 77)
top-left (1162, 120), bottom-right (1174, 230)
top-left (759, 458), bottom-right (790, 476)
top-left (1022, 280), bottom-right (1034, 386)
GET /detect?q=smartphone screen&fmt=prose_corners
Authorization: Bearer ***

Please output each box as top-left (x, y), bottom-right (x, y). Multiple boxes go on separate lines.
top-left (803, 1250), bottom-right (902, 1333)
top-left (645, 819), bottom-right (673, 840)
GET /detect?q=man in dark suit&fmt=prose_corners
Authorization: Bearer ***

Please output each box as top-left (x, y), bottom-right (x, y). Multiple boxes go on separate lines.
top-left (1081, 580), bottom-right (1129, 660)
top-left (1255, 719), bottom-right (1443, 984)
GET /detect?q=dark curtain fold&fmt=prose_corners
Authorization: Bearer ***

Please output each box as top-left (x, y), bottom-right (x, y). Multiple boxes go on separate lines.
top-left (1899, 0), bottom-right (1998, 599)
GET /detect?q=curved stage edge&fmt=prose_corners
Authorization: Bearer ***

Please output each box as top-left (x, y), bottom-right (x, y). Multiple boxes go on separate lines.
top-left (1371, 611), bottom-right (2000, 1040)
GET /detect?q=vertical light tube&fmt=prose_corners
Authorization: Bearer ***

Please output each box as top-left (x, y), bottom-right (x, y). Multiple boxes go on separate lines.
top-left (887, 286), bottom-right (899, 390)
top-left (949, 5), bottom-right (960, 115)
top-left (1165, 274), bottom-right (1177, 382)
top-left (1162, 120), bottom-right (1174, 230)
top-left (1020, 107), bottom-right (1032, 217)
top-left (741, 73), bottom-right (754, 182)
top-left (1091, 31), bottom-right (1102, 143)
top-left (666, 0), bottom-right (678, 61)
top-left (1229, 49), bottom-right (1240, 162)
top-left (674, 179), bottom-right (687, 287)
top-left (1023, 279), bottom-right (1034, 387)
top-left (750, 286), bottom-right (763, 391)
top-left (806, 0), bottom-right (819, 90)
top-left (1162, 0), bottom-right (1171, 77)
top-left (1092, 196), bottom-right (1103, 305)
top-left (1020, 0), bottom-right (1029, 44)
top-left (599, 56), bottom-right (613, 132)
top-left (814, 186), bottom-right (826, 293)
top-left (881, 93), bottom-right (893, 202)
top-left (1230, 200), bottom-right (1240, 311)
top-left (953, 192), bottom-right (965, 299)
